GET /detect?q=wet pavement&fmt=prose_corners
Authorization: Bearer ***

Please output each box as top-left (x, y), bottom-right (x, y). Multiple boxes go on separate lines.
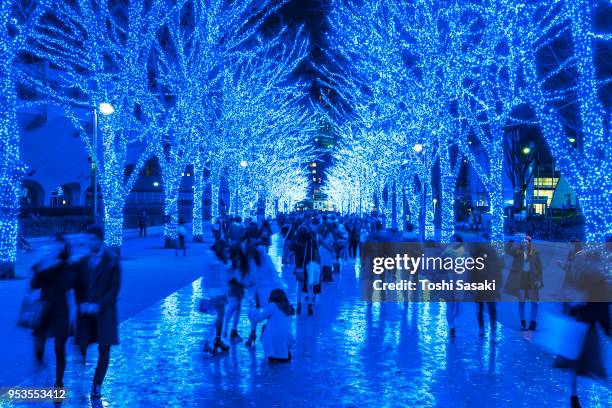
top-left (3, 234), bottom-right (611, 408)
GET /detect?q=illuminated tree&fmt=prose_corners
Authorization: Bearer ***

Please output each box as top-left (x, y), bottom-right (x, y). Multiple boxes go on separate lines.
top-left (153, 0), bottom-right (285, 245)
top-left (26, 0), bottom-right (185, 247)
top-left (216, 29), bottom-right (313, 219)
top-left (521, 0), bottom-right (612, 242)
top-left (0, 0), bottom-right (51, 277)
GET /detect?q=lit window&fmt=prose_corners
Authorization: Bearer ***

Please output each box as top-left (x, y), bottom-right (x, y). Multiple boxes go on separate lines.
top-left (313, 177), bottom-right (317, 181)
top-left (153, 181), bottom-right (159, 187)
top-left (186, 173), bottom-right (191, 177)
top-left (312, 169), bottom-right (316, 174)
top-left (311, 162), bottom-right (317, 167)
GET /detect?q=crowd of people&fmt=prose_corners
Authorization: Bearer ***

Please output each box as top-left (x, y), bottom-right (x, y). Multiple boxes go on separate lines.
top-left (19, 211), bottom-right (610, 407)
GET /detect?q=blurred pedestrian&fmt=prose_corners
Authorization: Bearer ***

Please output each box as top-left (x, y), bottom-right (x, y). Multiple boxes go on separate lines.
top-left (441, 233), bottom-right (465, 337)
top-left (318, 224), bottom-right (334, 282)
top-left (563, 247), bottom-right (610, 408)
top-left (175, 219), bottom-right (187, 256)
top-left (137, 211), bottom-right (148, 237)
top-left (228, 216), bottom-right (245, 245)
top-left (291, 225), bottom-right (319, 316)
top-left (472, 239), bottom-right (502, 341)
top-left (74, 224), bottom-right (121, 400)
top-left (200, 240), bottom-right (231, 354)
top-left (30, 235), bottom-right (75, 388)
top-left (223, 243), bottom-right (250, 343)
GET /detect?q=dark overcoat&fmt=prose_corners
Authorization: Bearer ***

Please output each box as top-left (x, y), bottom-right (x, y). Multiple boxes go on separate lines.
top-left (30, 260), bottom-right (76, 338)
top-left (75, 249), bottom-right (121, 346)
top-left (504, 243), bottom-right (542, 299)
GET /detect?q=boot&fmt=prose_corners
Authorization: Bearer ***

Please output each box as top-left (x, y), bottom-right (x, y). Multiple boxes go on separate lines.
top-left (449, 328), bottom-right (456, 337)
top-left (308, 304), bottom-right (313, 316)
top-left (90, 384), bottom-right (102, 400)
top-left (203, 338), bottom-right (229, 354)
top-left (213, 337), bottom-right (229, 353)
top-left (230, 329), bottom-right (243, 344)
top-left (528, 321), bottom-right (537, 331)
top-left (245, 330), bottom-right (257, 347)
top-left (570, 396), bottom-right (581, 408)
top-left (520, 320), bottom-right (527, 331)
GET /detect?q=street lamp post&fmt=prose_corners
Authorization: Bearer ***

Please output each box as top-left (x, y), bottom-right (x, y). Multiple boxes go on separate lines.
top-left (92, 102), bottom-right (114, 224)
top-left (92, 108), bottom-right (98, 224)
top-left (413, 143), bottom-right (426, 240)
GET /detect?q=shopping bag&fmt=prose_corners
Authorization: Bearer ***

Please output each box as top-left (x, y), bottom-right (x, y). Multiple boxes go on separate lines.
top-left (18, 290), bottom-right (48, 330)
top-left (294, 267), bottom-right (305, 282)
top-left (597, 323), bottom-right (611, 377)
top-left (307, 261), bottom-right (321, 286)
top-left (532, 311), bottom-right (589, 360)
top-left (199, 296), bottom-right (225, 315)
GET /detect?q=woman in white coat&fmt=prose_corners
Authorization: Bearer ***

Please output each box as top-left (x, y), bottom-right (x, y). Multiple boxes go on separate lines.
top-left (249, 288), bottom-right (295, 362)
top-left (245, 242), bottom-right (284, 346)
top-left (318, 225), bottom-right (335, 282)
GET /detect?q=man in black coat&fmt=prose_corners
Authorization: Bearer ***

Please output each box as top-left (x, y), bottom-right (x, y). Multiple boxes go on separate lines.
top-left (75, 225), bottom-right (121, 400)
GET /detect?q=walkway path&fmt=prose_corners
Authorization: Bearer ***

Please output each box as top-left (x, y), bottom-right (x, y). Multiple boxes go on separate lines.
top-left (2, 233), bottom-right (610, 407)
top-left (0, 224), bottom-right (213, 388)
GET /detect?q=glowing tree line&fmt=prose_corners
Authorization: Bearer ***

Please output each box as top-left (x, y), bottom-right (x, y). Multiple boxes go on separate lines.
top-left (152, 0), bottom-right (298, 245)
top-left (518, 0), bottom-right (612, 242)
top-left (0, 0), bottom-right (51, 277)
top-left (325, 0), bottom-right (610, 243)
top-left (216, 31), bottom-right (315, 220)
top-left (324, 0), bottom-right (457, 240)
top-left (25, 0), bottom-right (187, 247)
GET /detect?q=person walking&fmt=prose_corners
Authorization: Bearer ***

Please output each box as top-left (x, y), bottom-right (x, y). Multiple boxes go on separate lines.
top-left (440, 233), bottom-right (465, 337)
top-left (30, 235), bottom-right (75, 388)
top-left (200, 240), bottom-right (231, 354)
top-left (137, 211), bottom-right (148, 237)
top-left (228, 216), bottom-right (245, 245)
top-left (248, 289), bottom-right (295, 362)
top-left (561, 248), bottom-right (610, 408)
top-left (349, 218), bottom-right (361, 259)
top-left (74, 225), bottom-right (121, 400)
top-left (318, 224), bottom-right (334, 282)
top-left (175, 219), bottom-right (187, 256)
top-left (504, 235), bottom-right (543, 331)
top-left (291, 225), bottom-right (319, 316)
top-left (212, 218), bottom-right (222, 240)
top-left (223, 244), bottom-right (250, 343)
top-left (471, 238), bottom-right (503, 341)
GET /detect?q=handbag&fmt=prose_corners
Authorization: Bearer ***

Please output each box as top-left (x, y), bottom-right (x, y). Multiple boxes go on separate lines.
top-left (532, 311), bottom-right (589, 360)
top-left (18, 290), bottom-right (48, 330)
top-left (198, 295), bottom-right (226, 315)
top-left (294, 244), bottom-right (307, 282)
top-left (307, 243), bottom-right (321, 286)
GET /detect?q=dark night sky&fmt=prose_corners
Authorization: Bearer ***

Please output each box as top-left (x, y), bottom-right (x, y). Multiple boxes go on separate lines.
top-left (269, 0), bottom-right (331, 94)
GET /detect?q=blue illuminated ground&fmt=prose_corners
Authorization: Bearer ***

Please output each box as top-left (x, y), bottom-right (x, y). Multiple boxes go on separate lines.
top-left (2, 233), bottom-right (611, 407)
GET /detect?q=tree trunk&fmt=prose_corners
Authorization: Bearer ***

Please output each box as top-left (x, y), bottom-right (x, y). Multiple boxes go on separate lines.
top-left (424, 184), bottom-right (435, 240)
top-left (439, 146), bottom-right (456, 243)
top-left (0, 74), bottom-right (19, 279)
top-left (103, 203), bottom-right (125, 248)
top-left (488, 144), bottom-right (505, 242)
top-left (192, 168), bottom-right (204, 242)
top-left (163, 179), bottom-right (181, 248)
